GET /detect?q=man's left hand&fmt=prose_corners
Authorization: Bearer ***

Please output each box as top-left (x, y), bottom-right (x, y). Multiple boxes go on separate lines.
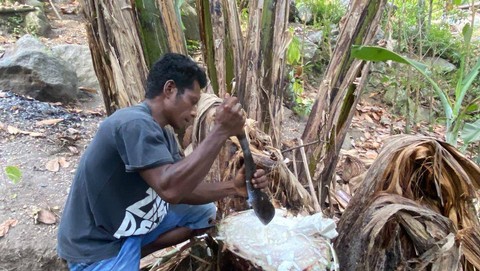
top-left (233, 167), bottom-right (269, 197)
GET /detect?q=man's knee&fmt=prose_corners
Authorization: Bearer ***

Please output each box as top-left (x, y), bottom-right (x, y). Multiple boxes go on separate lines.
top-left (182, 203), bottom-right (217, 229)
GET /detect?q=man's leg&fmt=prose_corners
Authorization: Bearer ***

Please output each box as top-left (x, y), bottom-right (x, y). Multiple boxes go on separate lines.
top-left (141, 203), bottom-right (216, 257)
top-left (67, 203), bottom-right (216, 270)
top-left (67, 236), bottom-right (143, 271)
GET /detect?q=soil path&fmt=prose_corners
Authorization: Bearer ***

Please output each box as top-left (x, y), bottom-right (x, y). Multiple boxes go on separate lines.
top-left (0, 3), bottom-right (104, 270)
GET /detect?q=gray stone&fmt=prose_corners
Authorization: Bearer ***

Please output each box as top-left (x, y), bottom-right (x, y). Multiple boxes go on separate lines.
top-left (25, 8), bottom-right (50, 37)
top-left (2, 34), bottom-right (48, 58)
top-left (301, 39), bottom-right (319, 62)
top-left (51, 44), bottom-right (100, 91)
top-left (423, 57), bottom-right (456, 74)
top-left (0, 50), bottom-right (78, 103)
top-left (24, 0), bottom-right (44, 10)
top-left (297, 5), bottom-right (313, 24)
top-left (306, 30), bottom-right (323, 45)
top-left (181, 2), bottom-right (200, 41)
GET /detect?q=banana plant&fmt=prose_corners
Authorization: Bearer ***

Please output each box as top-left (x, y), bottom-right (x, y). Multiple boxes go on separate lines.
top-left (351, 24), bottom-right (480, 148)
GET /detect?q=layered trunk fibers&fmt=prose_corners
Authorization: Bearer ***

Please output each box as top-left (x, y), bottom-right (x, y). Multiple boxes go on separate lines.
top-left (197, 0), bottom-right (290, 147)
top-left (82, 0), bottom-right (186, 114)
top-left (335, 135), bottom-right (480, 270)
top-left (297, 0), bottom-right (387, 208)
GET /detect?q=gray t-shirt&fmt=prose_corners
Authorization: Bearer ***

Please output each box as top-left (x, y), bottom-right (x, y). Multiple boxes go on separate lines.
top-left (57, 102), bottom-right (182, 263)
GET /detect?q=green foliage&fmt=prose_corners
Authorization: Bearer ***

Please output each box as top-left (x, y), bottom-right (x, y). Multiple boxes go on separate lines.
top-left (2, 14), bottom-right (26, 36)
top-left (5, 166), bottom-right (22, 184)
top-left (296, 0), bottom-right (346, 25)
top-left (186, 39), bottom-right (201, 54)
top-left (423, 24), bottom-right (462, 63)
top-left (388, 0), bottom-right (468, 63)
top-left (287, 36), bottom-right (302, 66)
top-left (352, 44), bottom-right (480, 148)
top-left (461, 119), bottom-right (480, 149)
top-left (285, 34), bottom-right (314, 117)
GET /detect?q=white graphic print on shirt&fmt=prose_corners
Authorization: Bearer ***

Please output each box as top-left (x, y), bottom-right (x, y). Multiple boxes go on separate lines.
top-left (114, 187), bottom-right (168, 238)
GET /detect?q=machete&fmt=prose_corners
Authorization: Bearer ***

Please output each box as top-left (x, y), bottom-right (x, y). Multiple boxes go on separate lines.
top-left (237, 133), bottom-right (275, 225)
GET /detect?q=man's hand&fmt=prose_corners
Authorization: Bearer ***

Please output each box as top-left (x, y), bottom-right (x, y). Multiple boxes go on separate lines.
top-left (233, 166), bottom-right (270, 197)
top-left (215, 94), bottom-right (246, 137)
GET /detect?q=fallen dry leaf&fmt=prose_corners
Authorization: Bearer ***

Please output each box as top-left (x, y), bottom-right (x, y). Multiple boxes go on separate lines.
top-left (34, 209), bottom-right (57, 225)
top-left (6, 125), bottom-right (45, 137)
top-left (58, 157), bottom-right (70, 168)
top-left (29, 132), bottom-right (45, 137)
top-left (0, 219), bottom-right (18, 238)
top-left (36, 119), bottom-right (64, 126)
top-left (85, 110), bottom-right (104, 116)
top-left (364, 114), bottom-right (374, 123)
top-left (67, 146), bottom-right (79, 154)
top-left (79, 86), bottom-right (98, 94)
top-left (46, 158), bottom-right (60, 172)
top-left (365, 150), bottom-right (378, 160)
top-left (7, 125), bottom-right (21, 134)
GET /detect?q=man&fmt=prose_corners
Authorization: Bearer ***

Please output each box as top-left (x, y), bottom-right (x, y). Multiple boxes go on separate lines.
top-left (57, 53), bottom-right (269, 270)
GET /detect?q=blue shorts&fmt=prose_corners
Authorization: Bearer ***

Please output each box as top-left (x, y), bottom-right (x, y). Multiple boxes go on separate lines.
top-left (68, 203), bottom-right (216, 271)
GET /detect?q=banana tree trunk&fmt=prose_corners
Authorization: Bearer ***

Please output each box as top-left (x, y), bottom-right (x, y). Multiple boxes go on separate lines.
top-left (197, 0), bottom-right (241, 97)
top-left (197, 0), bottom-right (289, 147)
top-left (299, 0), bottom-right (387, 207)
top-left (82, 0), bottom-right (186, 114)
top-left (238, 0), bottom-right (290, 147)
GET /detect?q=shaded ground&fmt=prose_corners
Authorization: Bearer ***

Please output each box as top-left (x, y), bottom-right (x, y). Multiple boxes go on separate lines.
top-left (0, 3), bottom-right (104, 270)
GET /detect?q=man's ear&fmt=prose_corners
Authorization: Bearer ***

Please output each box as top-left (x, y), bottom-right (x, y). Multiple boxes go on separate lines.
top-left (163, 80), bottom-right (177, 98)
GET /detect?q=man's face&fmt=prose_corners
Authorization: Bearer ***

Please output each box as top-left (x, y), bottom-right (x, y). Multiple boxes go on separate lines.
top-left (168, 80), bottom-right (201, 130)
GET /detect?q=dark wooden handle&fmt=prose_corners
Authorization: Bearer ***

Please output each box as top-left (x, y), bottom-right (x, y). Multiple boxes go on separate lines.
top-left (237, 133), bottom-right (255, 191)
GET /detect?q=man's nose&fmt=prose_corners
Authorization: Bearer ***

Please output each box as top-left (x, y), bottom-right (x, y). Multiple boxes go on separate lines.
top-left (190, 106), bottom-right (197, 118)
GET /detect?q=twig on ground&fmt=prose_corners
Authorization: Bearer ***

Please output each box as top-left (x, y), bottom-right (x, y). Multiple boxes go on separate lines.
top-left (281, 139), bottom-right (323, 153)
top-left (299, 139), bottom-right (322, 212)
top-left (48, 0), bottom-right (62, 20)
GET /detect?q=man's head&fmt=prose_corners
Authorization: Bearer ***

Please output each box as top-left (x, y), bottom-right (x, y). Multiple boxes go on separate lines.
top-left (146, 53), bottom-right (207, 99)
top-left (146, 53), bottom-right (208, 130)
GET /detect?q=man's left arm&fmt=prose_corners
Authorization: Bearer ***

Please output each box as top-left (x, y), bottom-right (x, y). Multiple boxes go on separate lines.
top-left (179, 181), bottom-right (238, 205)
top-left (179, 168), bottom-right (269, 205)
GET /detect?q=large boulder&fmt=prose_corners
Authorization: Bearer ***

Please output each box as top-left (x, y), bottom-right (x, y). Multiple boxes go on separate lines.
top-left (0, 50), bottom-right (78, 103)
top-left (424, 57), bottom-right (456, 74)
top-left (181, 2), bottom-right (200, 41)
top-left (51, 44), bottom-right (100, 91)
top-left (25, 8), bottom-right (50, 36)
top-left (11, 34), bottom-right (47, 53)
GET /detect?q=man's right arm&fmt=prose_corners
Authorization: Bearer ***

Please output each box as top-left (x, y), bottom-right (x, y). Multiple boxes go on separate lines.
top-left (139, 125), bottom-right (229, 204)
top-left (139, 97), bottom-right (245, 204)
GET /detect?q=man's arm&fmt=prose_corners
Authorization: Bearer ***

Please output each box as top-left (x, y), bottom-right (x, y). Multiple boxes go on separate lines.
top-left (179, 181), bottom-right (238, 205)
top-left (140, 125), bottom-right (231, 204)
top-left (140, 97), bottom-right (245, 204)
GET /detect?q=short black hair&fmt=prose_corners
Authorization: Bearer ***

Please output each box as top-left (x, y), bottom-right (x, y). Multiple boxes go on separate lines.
top-left (145, 53), bottom-right (208, 99)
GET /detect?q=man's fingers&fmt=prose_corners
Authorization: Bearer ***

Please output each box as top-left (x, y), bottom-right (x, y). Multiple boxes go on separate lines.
top-left (232, 103), bottom-right (242, 113)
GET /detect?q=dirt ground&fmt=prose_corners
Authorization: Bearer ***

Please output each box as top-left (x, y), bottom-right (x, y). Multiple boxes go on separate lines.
top-left (0, 3), bottom-right (104, 270)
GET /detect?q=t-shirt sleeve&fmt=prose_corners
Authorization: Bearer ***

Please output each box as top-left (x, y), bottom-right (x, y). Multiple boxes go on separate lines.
top-left (115, 119), bottom-right (174, 172)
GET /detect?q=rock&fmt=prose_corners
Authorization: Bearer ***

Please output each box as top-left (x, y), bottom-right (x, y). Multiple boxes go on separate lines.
top-left (0, 50), bottom-right (78, 103)
top-left (181, 2), bottom-right (200, 41)
top-left (2, 34), bottom-right (47, 58)
top-left (423, 57), bottom-right (456, 74)
top-left (297, 4), bottom-right (313, 24)
top-left (24, 0), bottom-right (44, 10)
top-left (300, 39), bottom-right (318, 62)
top-left (306, 30), bottom-right (323, 45)
top-left (51, 44), bottom-right (100, 91)
top-left (25, 8), bottom-right (50, 36)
